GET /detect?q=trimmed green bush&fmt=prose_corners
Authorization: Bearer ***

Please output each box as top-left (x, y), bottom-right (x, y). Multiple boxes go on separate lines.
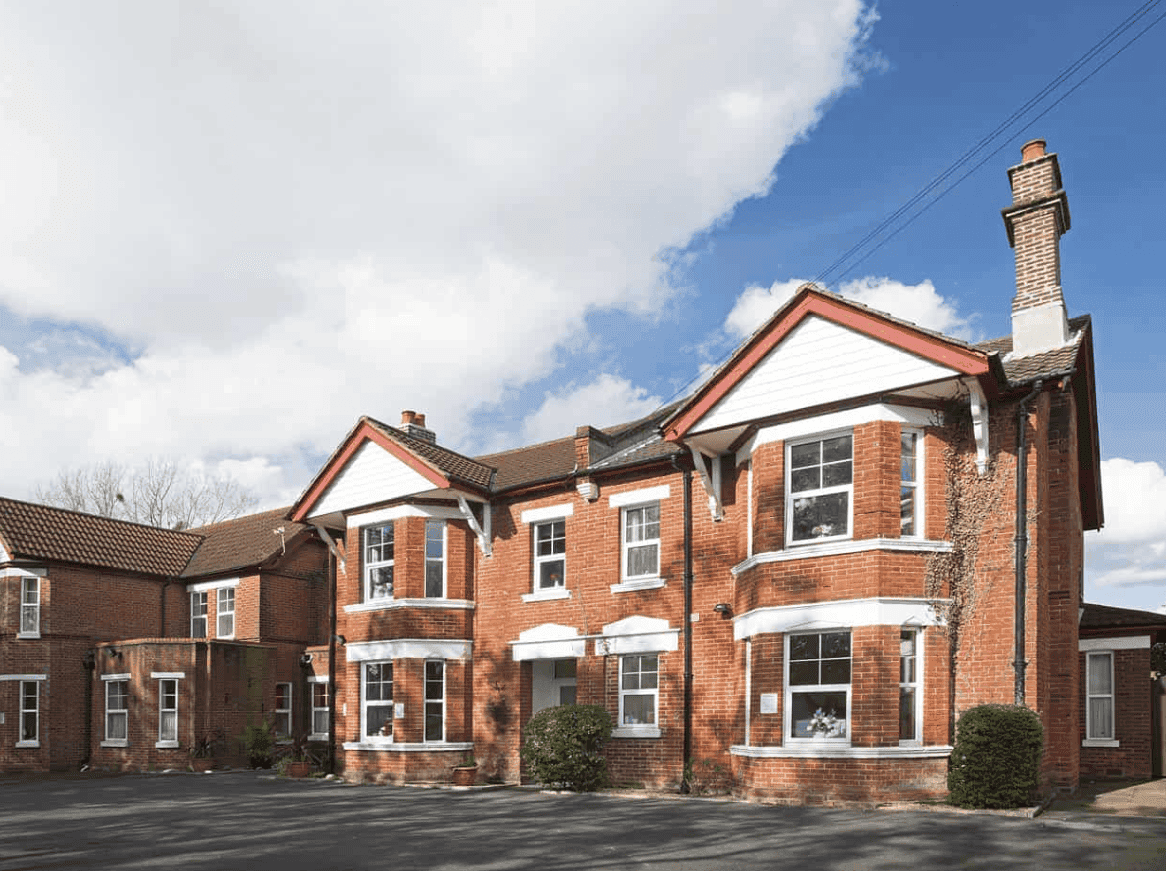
top-left (521, 704), bottom-right (614, 792)
top-left (947, 704), bottom-right (1043, 808)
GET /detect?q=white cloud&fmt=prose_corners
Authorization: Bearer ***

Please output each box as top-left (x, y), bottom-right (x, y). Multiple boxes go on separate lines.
top-left (0, 2), bottom-right (878, 506)
top-left (1086, 458), bottom-right (1166, 594)
top-left (724, 276), bottom-right (976, 340)
top-left (517, 374), bottom-right (663, 447)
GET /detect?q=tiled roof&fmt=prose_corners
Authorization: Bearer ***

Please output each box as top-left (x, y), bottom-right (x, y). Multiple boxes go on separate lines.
top-left (1080, 602), bottom-right (1166, 633)
top-left (364, 417), bottom-right (496, 491)
top-left (975, 315), bottom-right (1090, 387)
top-left (181, 507), bottom-right (309, 578)
top-left (477, 437), bottom-right (576, 491)
top-left (0, 497), bottom-right (202, 577)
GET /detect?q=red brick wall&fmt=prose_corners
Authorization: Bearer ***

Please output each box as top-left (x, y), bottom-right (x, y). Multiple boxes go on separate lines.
top-left (1079, 647), bottom-right (1154, 780)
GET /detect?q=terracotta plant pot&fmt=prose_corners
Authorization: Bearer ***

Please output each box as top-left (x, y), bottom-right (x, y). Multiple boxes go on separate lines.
top-left (286, 761), bottom-right (312, 778)
top-left (451, 766), bottom-right (477, 787)
top-left (191, 758), bottom-right (214, 772)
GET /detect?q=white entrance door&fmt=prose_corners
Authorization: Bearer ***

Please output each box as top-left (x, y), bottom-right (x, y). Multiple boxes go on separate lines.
top-left (532, 658), bottom-right (577, 714)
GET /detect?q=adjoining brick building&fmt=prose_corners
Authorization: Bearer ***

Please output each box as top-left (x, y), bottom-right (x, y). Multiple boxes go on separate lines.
top-left (3, 141), bottom-right (1161, 800)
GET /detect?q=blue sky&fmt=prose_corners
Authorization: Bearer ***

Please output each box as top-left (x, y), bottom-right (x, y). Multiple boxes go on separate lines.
top-left (1, 2), bottom-right (1163, 612)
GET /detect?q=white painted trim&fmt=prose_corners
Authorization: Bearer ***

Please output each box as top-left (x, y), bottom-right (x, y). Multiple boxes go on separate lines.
top-left (609, 485), bottom-right (670, 508)
top-left (732, 538), bottom-right (952, 575)
top-left (307, 675), bottom-right (330, 684)
top-left (344, 598), bottom-right (475, 614)
top-left (15, 741), bottom-right (40, 749)
top-left (522, 588), bottom-right (571, 604)
top-left (595, 631), bottom-right (679, 656)
top-left (187, 577), bottom-right (240, 593)
top-left (313, 524), bottom-right (347, 575)
top-left (734, 597), bottom-right (948, 641)
top-left (100, 740), bottom-right (128, 748)
top-left (0, 674), bottom-right (47, 681)
top-left (15, 632), bottom-right (40, 640)
top-left (746, 461), bottom-right (754, 557)
top-left (456, 495), bottom-right (491, 557)
top-left (1079, 635), bottom-right (1151, 651)
top-left (689, 446), bottom-right (724, 522)
top-left (155, 741), bottom-right (180, 750)
top-left (346, 638), bottom-right (471, 662)
top-left (611, 727), bottom-right (662, 739)
top-left (753, 404), bottom-right (940, 451)
top-left (965, 378), bottom-right (990, 474)
top-left (1, 567), bottom-right (46, 578)
top-left (512, 638), bottom-right (587, 661)
top-left (610, 577), bottom-right (666, 594)
top-left (347, 503), bottom-right (463, 529)
top-left (520, 503), bottom-right (575, 524)
top-left (150, 672), bottom-right (186, 679)
top-left (342, 741), bottom-right (474, 753)
top-left (730, 744), bottom-right (953, 759)
top-left (1082, 738), bottom-right (1120, 748)
top-left (101, 673), bottom-right (131, 681)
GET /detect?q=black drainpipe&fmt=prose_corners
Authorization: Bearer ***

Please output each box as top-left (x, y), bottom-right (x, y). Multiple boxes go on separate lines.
top-left (82, 650), bottom-right (95, 768)
top-left (1014, 379), bottom-right (1043, 706)
top-left (326, 542), bottom-right (338, 774)
top-left (678, 462), bottom-right (694, 794)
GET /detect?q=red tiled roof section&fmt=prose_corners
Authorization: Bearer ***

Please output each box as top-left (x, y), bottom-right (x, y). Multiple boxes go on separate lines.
top-left (364, 418), bottom-right (495, 490)
top-left (975, 315), bottom-right (1090, 386)
top-left (0, 497), bottom-right (202, 577)
top-left (181, 507), bottom-right (308, 578)
top-left (477, 437), bottom-right (576, 491)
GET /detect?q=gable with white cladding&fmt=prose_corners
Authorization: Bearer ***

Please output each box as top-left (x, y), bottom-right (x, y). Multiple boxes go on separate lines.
top-left (694, 316), bottom-right (960, 433)
top-left (312, 440), bottom-right (439, 517)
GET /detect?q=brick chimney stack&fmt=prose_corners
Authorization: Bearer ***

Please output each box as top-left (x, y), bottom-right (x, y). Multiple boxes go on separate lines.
top-left (399, 409), bottom-right (437, 443)
top-left (1001, 138), bottom-right (1073, 357)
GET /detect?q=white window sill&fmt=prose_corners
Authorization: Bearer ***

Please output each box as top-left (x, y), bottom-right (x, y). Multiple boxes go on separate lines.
top-left (733, 538), bottom-right (953, 575)
top-left (308, 733), bottom-right (329, 742)
top-left (101, 740), bottom-right (128, 748)
top-left (16, 632), bottom-right (40, 640)
top-left (15, 740), bottom-right (40, 749)
top-left (730, 744), bottom-right (953, 759)
top-left (342, 741), bottom-right (474, 753)
top-left (1082, 738), bottom-right (1120, 748)
top-left (344, 598), bottom-right (475, 613)
top-left (611, 726), bottom-right (662, 739)
top-left (611, 577), bottom-right (665, 594)
top-left (155, 740), bottom-right (180, 750)
top-left (522, 588), bottom-right (570, 603)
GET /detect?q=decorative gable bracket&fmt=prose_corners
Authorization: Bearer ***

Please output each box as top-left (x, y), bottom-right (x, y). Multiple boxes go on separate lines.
top-left (457, 496), bottom-right (492, 557)
top-left (689, 446), bottom-right (724, 522)
top-left (312, 524), bottom-right (347, 575)
top-left (965, 379), bottom-right (990, 475)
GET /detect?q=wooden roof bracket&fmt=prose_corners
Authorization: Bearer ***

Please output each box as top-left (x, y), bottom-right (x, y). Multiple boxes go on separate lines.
top-left (457, 495), bottom-right (492, 557)
top-left (312, 523), bottom-right (347, 575)
top-left (689, 445), bottom-right (724, 522)
top-left (965, 378), bottom-right (990, 475)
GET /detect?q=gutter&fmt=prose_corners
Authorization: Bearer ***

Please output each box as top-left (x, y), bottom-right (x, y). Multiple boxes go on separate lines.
top-left (1014, 379), bottom-right (1043, 705)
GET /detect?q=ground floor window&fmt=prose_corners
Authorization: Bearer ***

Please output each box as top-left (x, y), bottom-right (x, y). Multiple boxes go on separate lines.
top-left (619, 654), bottom-right (658, 727)
top-left (787, 630), bottom-right (850, 740)
top-left (105, 680), bottom-right (129, 744)
top-left (425, 660), bottom-right (444, 742)
top-left (158, 679), bottom-right (178, 744)
top-left (310, 681), bottom-right (330, 738)
top-left (274, 682), bottom-right (293, 738)
top-left (1085, 651), bottom-right (1114, 740)
top-left (19, 681), bottom-right (38, 744)
top-left (362, 662), bottom-right (393, 740)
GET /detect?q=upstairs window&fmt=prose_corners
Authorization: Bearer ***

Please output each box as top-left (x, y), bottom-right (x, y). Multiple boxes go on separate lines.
top-left (788, 434), bottom-right (853, 544)
top-left (19, 576), bottom-right (40, 637)
top-left (900, 431), bottom-right (921, 537)
top-left (534, 519), bottom-right (566, 591)
top-left (787, 630), bottom-right (851, 741)
top-left (190, 591), bottom-right (208, 638)
top-left (425, 520), bottom-right (446, 598)
top-left (364, 524), bottom-right (395, 601)
top-left (621, 503), bottom-right (660, 580)
top-left (216, 587), bottom-right (235, 639)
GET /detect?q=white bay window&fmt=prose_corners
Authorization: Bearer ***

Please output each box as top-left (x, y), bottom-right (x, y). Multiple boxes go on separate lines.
top-left (788, 433), bottom-right (853, 544)
top-left (787, 630), bottom-right (850, 741)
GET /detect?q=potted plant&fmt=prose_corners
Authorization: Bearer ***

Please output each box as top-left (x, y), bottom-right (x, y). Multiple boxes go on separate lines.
top-left (280, 732), bottom-right (313, 778)
top-left (189, 732), bottom-right (221, 772)
top-left (451, 752), bottom-right (478, 787)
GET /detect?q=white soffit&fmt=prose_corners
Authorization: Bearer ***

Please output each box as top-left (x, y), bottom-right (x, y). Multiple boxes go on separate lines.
top-left (312, 440), bottom-right (439, 518)
top-left (693, 316), bottom-right (960, 435)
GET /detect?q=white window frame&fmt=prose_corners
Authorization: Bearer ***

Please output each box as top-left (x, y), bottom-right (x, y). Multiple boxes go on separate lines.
top-left (533, 518), bottom-right (567, 592)
top-left (425, 519), bottom-right (446, 598)
top-left (19, 576), bottom-right (40, 638)
top-left (190, 591), bottom-right (208, 638)
top-left (621, 503), bottom-right (661, 581)
top-left (157, 678), bottom-right (179, 747)
top-left (274, 682), bottom-right (293, 738)
top-left (309, 677), bottom-right (330, 740)
top-left (618, 653), bottom-right (659, 730)
top-left (361, 661), bottom-right (394, 742)
top-left (103, 676), bottom-right (130, 747)
top-left (363, 523), bottom-right (395, 601)
top-left (1085, 651), bottom-right (1116, 743)
top-left (786, 431), bottom-right (854, 546)
top-left (900, 429), bottom-right (923, 538)
top-left (899, 628), bottom-right (923, 746)
top-left (18, 680), bottom-right (39, 746)
top-left (785, 630), bottom-right (852, 744)
top-left (425, 660), bottom-right (445, 743)
top-left (216, 587), bottom-right (235, 639)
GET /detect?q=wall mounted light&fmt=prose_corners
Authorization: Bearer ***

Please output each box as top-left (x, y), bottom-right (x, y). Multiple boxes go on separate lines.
top-left (713, 603), bottom-right (733, 617)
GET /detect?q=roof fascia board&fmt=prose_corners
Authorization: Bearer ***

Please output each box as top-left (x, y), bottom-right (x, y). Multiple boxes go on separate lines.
top-left (665, 290), bottom-right (991, 442)
top-left (290, 420), bottom-right (453, 522)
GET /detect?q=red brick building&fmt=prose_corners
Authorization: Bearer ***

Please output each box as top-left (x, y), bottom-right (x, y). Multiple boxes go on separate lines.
top-left (5, 140), bottom-right (1155, 804)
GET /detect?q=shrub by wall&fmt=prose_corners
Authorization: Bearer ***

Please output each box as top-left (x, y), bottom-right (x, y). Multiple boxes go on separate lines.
top-left (521, 704), bottom-right (613, 792)
top-left (947, 704), bottom-right (1044, 808)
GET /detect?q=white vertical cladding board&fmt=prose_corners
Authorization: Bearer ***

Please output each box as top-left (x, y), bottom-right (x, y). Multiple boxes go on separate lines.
top-left (312, 441), bottom-right (439, 517)
top-left (695, 316), bottom-right (960, 433)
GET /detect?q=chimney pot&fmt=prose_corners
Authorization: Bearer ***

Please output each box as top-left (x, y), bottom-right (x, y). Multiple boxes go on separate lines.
top-left (401, 410), bottom-right (416, 426)
top-left (414, 413), bottom-right (426, 428)
top-left (1020, 139), bottom-right (1046, 163)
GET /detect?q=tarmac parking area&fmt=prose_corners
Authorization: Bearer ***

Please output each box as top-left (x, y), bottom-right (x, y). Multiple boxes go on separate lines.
top-left (0, 771), bottom-right (1164, 871)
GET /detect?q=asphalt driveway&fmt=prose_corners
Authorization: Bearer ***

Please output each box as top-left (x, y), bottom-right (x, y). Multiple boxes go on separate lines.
top-left (0, 772), bottom-right (1163, 870)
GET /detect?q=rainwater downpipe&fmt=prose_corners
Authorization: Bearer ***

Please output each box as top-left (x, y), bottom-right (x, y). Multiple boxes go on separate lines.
top-left (1013, 379), bottom-right (1043, 706)
top-left (326, 543), bottom-right (338, 774)
top-left (680, 463), bottom-right (694, 794)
